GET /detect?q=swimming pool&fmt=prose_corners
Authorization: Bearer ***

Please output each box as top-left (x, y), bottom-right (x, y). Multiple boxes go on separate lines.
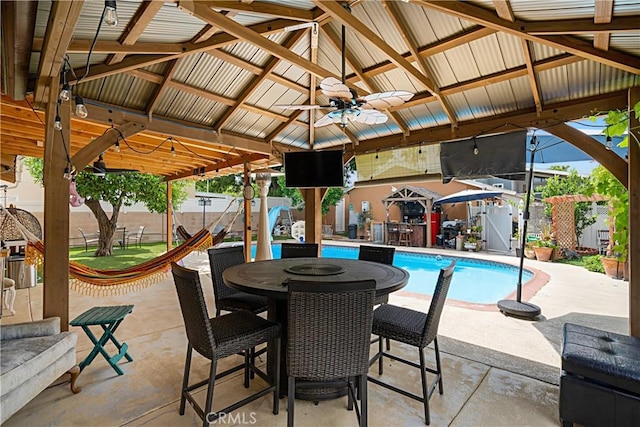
top-left (250, 244), bottom-right (534, 305)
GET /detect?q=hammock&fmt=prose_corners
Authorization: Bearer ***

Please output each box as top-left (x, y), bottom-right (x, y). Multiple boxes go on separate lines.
top-left (25, 228), bottom-right (222, 296)
top-left (177, 197), bottom-right (243, 241)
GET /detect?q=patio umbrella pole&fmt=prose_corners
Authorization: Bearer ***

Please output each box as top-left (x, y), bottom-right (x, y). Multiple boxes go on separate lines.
top-left (497, 136), bottom-right (541, 319)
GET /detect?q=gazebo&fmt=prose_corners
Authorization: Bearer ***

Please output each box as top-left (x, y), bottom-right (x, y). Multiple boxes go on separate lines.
top-left (382, 185), bottom-right (442, 247)
top-left (0, 0), bottom-right (637, 335)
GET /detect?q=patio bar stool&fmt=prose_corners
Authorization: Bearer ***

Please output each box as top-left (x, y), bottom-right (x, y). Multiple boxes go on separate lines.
top-left (171, 263), bottom-right (281, 427)
top-left (368, 261), bottom-right (456, 425)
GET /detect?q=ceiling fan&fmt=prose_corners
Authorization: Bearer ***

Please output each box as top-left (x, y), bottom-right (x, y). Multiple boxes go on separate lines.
top-left (84, 153), bottom-right (139, 176)
top-left (276, 14), bottom-right (414, 128)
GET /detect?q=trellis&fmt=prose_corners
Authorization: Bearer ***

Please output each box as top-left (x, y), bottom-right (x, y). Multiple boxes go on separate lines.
top-left (544, 194), bottom-right (609, 249)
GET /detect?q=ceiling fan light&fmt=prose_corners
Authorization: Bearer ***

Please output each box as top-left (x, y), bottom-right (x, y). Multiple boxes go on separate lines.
top-left (104, 1), bottom-right (118, 27)
top-left (75, 96), bottom-right (88, 118)
top-left (340, 111), bottom-right (349, 127)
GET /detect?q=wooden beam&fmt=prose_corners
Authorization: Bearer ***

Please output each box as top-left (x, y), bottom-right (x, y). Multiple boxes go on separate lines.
top-left (200, 1), bottom-right (315, 21)
top-left (302, 188), bottom-right (323, 245)
top-left (1, 1), bottom-right (37, 100)
top-left (43, 76), bottom-right (70, 329)
top-left (416, 1), bottom-right (640, 74)
top-left (82, 100), bottom-right (272, 155)
top-left (267, 109), bottom-right (304, 142)
top-left (214, 29), bottom-right (307, 130)
top-left (594, 0), bottom-right (613, 51)
top-left (357, 27), bottom-right (496, 80)
top-left (180, 3), bottom-right (353, 90)
top-left (146, 59), bottom-right (181, 118)
top-left (163, 152), bottom-right (268, 181)
top-left (522, 40), bottom-right (543, 115)
top-left (70, 18), bottom-right (298, 84)
top-left (311, 0), bottom-right (438, 94)
top-left (493, 0), bottom-right (514, 22)
top-left (107, 0), bottom-right (164, 65)
top-left (33, 38), bottom-right (186, 55)
top-left (351, 90), bottom-right (628, 154)
top-left (523, 15), bottom-right (639, 35)
top-left (243, 162), bottom-right (252, 263)
top-left (34, 0), bottom-right (84, 107)
top-left (71, 122), bottom-right (145, 171)
top-left (544, 122), bottom-right (628, 188)
top-left (629, 86), bottom-right (640, 337)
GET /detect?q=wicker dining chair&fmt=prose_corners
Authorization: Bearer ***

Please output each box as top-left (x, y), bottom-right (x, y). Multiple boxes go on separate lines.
top-left (170, 263), bottom-right (281, 427)
top-left (368, 261), bottom-right (456, 425)
top-left (358, 245), bottom-right (395, 350)
top-left (207, 246), bottom-right (268, 316)
top-left (287, 279), bottom-right (376, 427)
top-left (280, 242), bottom-right (319, 258)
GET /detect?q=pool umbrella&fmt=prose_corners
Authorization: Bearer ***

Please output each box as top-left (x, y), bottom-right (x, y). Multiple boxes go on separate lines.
top-left (433, 189), bottom-right (503, 205)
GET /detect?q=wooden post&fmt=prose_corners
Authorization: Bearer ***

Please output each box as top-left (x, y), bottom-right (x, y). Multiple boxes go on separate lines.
top-left (243, 162), bottom-right (252, 263)
top-left (302, 188), bottom-right (323, 255)
top-left (166, 182), bottom-right (173, 252)
top-left (43, 77), bottom-right (70, 330)
top-left (629, 87), bottom-right (639, 337)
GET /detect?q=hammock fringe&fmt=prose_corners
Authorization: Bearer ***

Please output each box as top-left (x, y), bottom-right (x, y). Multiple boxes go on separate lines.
top-left (26, 228), bottom-right (221, 297)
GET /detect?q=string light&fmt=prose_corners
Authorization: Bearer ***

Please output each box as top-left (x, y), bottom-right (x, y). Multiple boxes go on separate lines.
top-left (170, 140), bottom-right (176, 157)
top-left (104, 1), bottom-right (118, 27)
top-left (375, 150), bottom-right (379, 159)
top-left (74, 96), bottom-right (88, 118)
top-left (473, 138), bottom-right (479, 155)
top-left (418, 143), bottom-right (422, 154)
top-left (59, 83), bottom-right (71, 102)
top-left (605, 135), bottom-right (613, 150)
top-left (54, 115), bottom-right (63, 131)
top-left (114, 139), bottom-right (120, 153)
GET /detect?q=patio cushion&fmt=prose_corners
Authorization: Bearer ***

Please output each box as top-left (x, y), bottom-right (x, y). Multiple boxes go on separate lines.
top-left (0, 332), bottom-right (77, 396)
top-left (561, 323), bottom-right (640, 395)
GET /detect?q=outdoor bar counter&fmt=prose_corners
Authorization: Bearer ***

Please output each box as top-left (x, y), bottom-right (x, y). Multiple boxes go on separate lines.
top-left (407, 223), bottom-right (427, 247)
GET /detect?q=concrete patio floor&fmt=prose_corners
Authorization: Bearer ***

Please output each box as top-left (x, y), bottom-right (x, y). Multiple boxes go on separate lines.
top-left (1, 243), bottom-right (629, 426)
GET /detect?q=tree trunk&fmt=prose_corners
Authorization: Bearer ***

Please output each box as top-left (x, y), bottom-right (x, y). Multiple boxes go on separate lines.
top-left (84, 198), bottom-right (123, 257)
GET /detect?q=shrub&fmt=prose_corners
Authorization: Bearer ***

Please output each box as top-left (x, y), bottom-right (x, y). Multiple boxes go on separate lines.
top-left (583, 255), bottom-right (605, 274)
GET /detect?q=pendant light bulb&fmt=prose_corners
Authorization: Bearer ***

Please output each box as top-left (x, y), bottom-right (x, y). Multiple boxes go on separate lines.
top-left (114, 140), bottom-right (120, 153)
top-left (54, 116), bottom-right (63, 131)
top-left (104, 1), bottom-right (118, 27)
top-left (74, 96), bottom-right (88, 118)
top-left (59, 84), bottom-right (71, 102)
top-left (170, 144), bottom-right (176, 157)
top-left (473, 139), bottom-right (479, 156)
top-left (605, 135), bottom-right (613, 150)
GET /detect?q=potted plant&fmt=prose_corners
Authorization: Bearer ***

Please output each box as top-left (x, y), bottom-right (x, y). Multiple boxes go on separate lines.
top-left (524, 242), bottom-right (537, 259)
top-left (591, 166), bottom-right (628, 279)
top-left (464, 235), bottom-right (478, 251)
top-left (532, 239), bottom-right (558, 262)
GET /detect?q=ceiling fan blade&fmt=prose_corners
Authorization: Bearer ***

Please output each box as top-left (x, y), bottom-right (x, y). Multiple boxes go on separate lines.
top-left (320, 77), bottom-right (352, 100)
top-left (354, 109), bottom-right (388, 125)
top-left (359, 90), bottom-right (415, 109)
top-left (314, 112), bottom-right (340, 128)
top-left (275, 104), bottom-right (322, 111)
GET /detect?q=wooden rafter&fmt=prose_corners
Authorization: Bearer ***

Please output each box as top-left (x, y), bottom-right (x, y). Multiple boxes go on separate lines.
top-left (106, 0), bottom-right (164, 65)
top-left (523, 15), bottom-right (639, 35)
top-left (146, 59), bottom-right (180, 119)
top-left (416, 1), bottom-right (640, 74)
top-left (493, 1), bottom-right (542, 115)
top-left (69, 18), bottom-right (299, 84)
top-left (313, 0), bottom-right (457, 127)
top-left (34, 0), bottom-right (84, 107)
top-left (180, 2), bottom-right (361, 93)
top-left (309, 26), bottom-right (318, 148)
top-left (197, 1), bottom-right (315, 21)
top-left (594, 0), bottom-right (614, 51)
top-left (214, 29), bottom-right (307, 131)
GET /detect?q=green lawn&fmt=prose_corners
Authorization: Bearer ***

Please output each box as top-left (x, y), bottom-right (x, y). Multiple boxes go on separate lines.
top-left (70, 242), bottom-right (169, 270)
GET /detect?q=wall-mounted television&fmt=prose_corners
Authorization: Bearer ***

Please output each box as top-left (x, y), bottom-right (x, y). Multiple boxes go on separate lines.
top-left (284, 150), bottom-right (344, 188)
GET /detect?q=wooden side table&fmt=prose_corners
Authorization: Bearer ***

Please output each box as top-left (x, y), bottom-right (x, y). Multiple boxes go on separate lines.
top-left (70, 305), bottom-right (134, 375)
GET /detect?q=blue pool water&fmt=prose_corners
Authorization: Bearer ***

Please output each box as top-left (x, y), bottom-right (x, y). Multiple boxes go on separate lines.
top-left (251, 244), bottom-right (534, 305)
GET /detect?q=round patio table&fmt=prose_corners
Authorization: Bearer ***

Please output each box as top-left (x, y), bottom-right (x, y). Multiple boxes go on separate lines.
top-left (223, 257), bottom-right (409, 400)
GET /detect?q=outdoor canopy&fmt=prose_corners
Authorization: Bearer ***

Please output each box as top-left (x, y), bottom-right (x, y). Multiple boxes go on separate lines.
top-left (433, 189), bottom-right (503, 205)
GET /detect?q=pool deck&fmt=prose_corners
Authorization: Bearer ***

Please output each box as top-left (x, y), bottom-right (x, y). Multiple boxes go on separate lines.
top-left (1, 240), bottom-right (629, 426)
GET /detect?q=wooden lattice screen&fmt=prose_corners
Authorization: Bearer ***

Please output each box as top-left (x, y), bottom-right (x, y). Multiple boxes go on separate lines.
top-left (545, 194), bottom-right (609, 250)
top-left (552, 202), bottom-right (575, 249)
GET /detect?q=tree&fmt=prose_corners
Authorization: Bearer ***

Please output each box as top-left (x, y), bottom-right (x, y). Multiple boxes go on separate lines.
top-left (536, 169), bottom-right (596, 246)
top-left (194, 175), bottom-right (243, 194)
top-left (272, 176), bottom-right (344, 216)
top-left (24, 157), bottom-right (188, 256)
